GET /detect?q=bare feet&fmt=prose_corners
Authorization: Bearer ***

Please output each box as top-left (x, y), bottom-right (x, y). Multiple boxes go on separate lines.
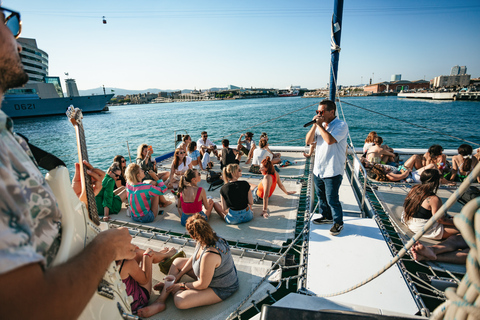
top-left (157, 247), bottom-right (176, 260)
top-left (137, 301), bottom-right (166, 317)
top-left (153, 282), bottom-right (164, 291)
top-left (160, 200), bottom-right (173, 207)
top-left (103, 216), bottom-right (110, 222)
top-left (262, 210), bottom-right (269, 219)
top-left (411, 242), bottom-right (437, 261)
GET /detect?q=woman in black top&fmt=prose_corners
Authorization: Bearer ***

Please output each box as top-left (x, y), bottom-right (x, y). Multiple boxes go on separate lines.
top-left (217, 164), bottom-right (253, 224)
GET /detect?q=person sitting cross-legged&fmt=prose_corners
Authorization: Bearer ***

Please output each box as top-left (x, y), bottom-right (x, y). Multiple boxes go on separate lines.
top-left (410, 235), bottom-right (469, 264)
top-left (137, 214), bottom-right (239, 317)
top-left (220, 139), bottom-right (241, 170)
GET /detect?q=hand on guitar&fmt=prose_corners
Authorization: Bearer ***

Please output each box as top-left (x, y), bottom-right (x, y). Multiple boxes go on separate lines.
top-left (95, 227), bottom-right (137, 261)
top-left (72, 160), bottom-right (106, 198)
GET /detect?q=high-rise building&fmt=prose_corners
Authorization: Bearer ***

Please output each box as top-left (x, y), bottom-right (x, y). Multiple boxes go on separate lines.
top-left (391, 74), bottom-right (401, 81)
top-left (451, 65), bottom-right (467, 75)
top-left (65, 79), bottom-right (80, 97)
top-left (16, 38), bottom-right (49, 83)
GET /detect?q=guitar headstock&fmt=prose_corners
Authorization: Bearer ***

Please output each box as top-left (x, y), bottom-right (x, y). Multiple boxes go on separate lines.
top-left (66, 105), bottom-right (83, 126)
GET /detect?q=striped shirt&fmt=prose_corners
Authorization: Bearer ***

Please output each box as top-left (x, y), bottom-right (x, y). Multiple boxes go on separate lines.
top-left (126, 180), bottom-right (167, 218)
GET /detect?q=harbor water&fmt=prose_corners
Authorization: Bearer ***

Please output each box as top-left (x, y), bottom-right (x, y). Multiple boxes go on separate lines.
top-left (10, 96), bottom-right (480, 174)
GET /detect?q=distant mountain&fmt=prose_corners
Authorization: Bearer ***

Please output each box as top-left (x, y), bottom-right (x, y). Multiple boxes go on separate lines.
top-left (79, 86), bottom-right (229, 96)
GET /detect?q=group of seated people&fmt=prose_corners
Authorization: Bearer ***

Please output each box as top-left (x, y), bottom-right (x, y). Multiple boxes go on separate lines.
top-left (360, 131), bottom-right (478, 265)
top-left (89, 132), bottom-right (298, 316)
top-left (361, 131), bottom-right (480, 185)
top-left (96, 131), bottom-right (296, 228)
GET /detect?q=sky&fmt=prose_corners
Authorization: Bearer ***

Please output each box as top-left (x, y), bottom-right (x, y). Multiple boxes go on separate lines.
top-left (6, 0), bottom-right (480, 91)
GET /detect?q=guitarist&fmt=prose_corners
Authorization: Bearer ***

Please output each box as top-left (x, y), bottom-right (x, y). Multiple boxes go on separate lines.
top-left (0, 7), bottom-right (136, 319)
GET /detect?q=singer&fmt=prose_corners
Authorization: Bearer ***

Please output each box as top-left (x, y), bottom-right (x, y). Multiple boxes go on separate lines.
top-left (305, 99), bottom-right (349, 236)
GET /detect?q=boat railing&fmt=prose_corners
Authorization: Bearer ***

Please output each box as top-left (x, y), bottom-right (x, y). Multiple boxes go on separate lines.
top-left (346, 145), bottom-right (368, 217)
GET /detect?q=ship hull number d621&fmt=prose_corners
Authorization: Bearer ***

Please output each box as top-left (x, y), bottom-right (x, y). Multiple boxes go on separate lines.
top-left (14, 103), bottom-right (36, 110)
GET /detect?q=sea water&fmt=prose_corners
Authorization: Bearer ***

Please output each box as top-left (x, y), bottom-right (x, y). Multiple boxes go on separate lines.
top-left (11, 96), bottom-right (480, 173)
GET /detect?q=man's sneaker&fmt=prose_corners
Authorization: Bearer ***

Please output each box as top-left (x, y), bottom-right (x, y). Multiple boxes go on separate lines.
top-left (330, 223), bottom-right (344, 236)
top-left (312, 217), bottom-right (333, 225)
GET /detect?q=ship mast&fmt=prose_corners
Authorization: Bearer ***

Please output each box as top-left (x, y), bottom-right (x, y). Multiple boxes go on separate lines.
top-left (329, 0), bottom-right (344, 101)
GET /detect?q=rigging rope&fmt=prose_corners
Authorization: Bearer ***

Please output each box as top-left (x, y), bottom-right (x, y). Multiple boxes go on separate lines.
top-left (218, 102), bottom-right (320, 143)
top-left (338, 99), bottom-right (480, 147)
top-left (314, 161), bottom-right (480, 317)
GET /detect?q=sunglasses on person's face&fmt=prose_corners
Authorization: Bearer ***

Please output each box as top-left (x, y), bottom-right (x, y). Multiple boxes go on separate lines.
top-left (178, 151), bottom-right (185, 154)
top-left (1, 7), bottom-right (22, 39)
top-left (121, 159), bottom-right (126, 163)
top-left (316, 110), bottom-right (324, 115)
top-left (203, 135), bottom-right (208, 138)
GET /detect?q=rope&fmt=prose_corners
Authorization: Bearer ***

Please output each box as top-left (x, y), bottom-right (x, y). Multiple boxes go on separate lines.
top-left (226, 202), bottom-right (319, 320)
top-left (315, 161), bottom-right (480, 300)
top-left (431, 197), bottom-right (480, 319)
top-left (338, 99), bottom-right (480, 147)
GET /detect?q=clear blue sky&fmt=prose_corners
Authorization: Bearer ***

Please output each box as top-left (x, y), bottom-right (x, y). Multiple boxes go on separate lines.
top-left (7, 0), bottom-right (480, 91)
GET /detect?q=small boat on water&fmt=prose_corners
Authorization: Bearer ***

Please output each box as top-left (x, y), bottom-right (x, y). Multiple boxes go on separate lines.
top-left (278, 90), bottom-right (299, 97)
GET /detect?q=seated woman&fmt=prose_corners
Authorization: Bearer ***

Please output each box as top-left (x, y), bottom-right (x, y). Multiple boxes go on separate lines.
top-left (166, 148), bottom-right (193, 189)
top-left (252, 157), bottom-right (296, 218)
top-left (125, 163), bottom-right (170, 223)
top-left (405, 144), bottom-right (448, 173)
top-left (366, 163), bottom-right (411, 182)
top-left (251, 139), bottom-right (282, 174)
top-left (450, 144), bottom-right (480, 183)
top-left (363, 131), bottom-right (377, 154)
top-left (187, 141), bottom-right (203, 170)
top-left (177, 169), bottom-right (219, 226)
top-left (113, 155), bottom-right (127, 189)
top-left (137, 214), bottom-right (239, 317)
top-left (216, 164), bottom-right (254, 224)
top-left (136, 144), bottom-right (169, 183)
top-left (95, 163), bottom-right (128, 222)
top-left (401, 169), bottom-right (459, 240)
top-left (178, 135), bottom-right (192, 153)
top-left (260, 132), bottom-right (281, 162)
top-left (366, 136), bottom-right (395, 164)
top-left (118, 246), bottom-right (176, 314)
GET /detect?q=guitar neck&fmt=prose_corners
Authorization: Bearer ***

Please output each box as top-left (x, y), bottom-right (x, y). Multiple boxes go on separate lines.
top-left (75, 122), bottom-right (100, 225)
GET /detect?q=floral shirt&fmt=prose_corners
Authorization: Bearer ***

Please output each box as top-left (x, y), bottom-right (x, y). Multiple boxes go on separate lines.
top-left (0, 110), bottom-right (62, 275)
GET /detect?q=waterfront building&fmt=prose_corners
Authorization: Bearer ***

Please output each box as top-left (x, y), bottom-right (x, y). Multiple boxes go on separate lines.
top-left (364, 80), bottom-right (429, 93)
top-left (432, 75), bottom-right (471, 88)
top-left (391, 74), bottom-right (402, 81)
top-left (450, 65), bottom-right (467, 76)
top-left (16, 38), bottom-right (49, 83)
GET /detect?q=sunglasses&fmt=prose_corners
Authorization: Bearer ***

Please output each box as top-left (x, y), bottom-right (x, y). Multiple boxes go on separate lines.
top-left (203, 135), bottom-right (208, 137)
top-left (1, 7), bottom-right (22, 39)
top-left (316, 110), bottom-right (324, 115)
top-left (114, 173), bottom-right (121, 179)
top-left (178, 151), bottom-right (185, 154)
top-left (121, 159), bottom-right (126, 163)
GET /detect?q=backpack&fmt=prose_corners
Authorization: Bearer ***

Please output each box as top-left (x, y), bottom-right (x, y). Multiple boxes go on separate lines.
top-left (206, 170), bottom-right (223, 191)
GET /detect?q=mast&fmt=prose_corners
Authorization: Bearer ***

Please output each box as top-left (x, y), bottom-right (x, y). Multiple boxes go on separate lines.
top-left (329, 0), bottom-right (344, 101)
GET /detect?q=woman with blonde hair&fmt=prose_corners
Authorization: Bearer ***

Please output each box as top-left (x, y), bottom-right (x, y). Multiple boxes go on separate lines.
top-left (125, 163), bottom-right (170, 223)
top-left (402, 169), bottom-right (459, 240)
top-left (136, 144), bottom-right (169, 183)
top-left (177, 169), bottom-right (220, 226)
top-left (166, 148), bottom-right (193, 189)
top-left (215, 163), bottom-right (254, 224)
top-left (137, 214), bottom-right (239, 317)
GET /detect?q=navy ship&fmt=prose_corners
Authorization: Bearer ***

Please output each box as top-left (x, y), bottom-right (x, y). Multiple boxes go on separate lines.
top-left (1, 38), bottom-right (113, 118)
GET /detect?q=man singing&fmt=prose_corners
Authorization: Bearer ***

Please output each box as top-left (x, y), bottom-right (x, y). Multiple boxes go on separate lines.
top-left (305, 99), bottom-right (349, 235)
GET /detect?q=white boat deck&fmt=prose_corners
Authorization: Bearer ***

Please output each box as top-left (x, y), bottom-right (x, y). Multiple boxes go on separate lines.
top-left (306, 179), bottom-right (420, 315)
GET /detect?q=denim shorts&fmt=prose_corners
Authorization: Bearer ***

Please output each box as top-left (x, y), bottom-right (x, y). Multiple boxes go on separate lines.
top-left (225, 207), bottom-right (253, 225)
top-left (251, 186), bottom-right (262, 204)
top-left (131, 210), bottom-right (155, 223)
top-left (181, 211), bottom-right (208, 226)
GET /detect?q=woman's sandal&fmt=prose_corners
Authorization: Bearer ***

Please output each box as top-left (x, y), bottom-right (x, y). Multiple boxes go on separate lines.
top-left (158, 250), bottom-right (186, 274)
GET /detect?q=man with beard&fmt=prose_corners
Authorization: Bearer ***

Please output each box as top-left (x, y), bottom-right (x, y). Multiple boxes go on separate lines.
top-left (0, 6), bottom-right (137, 318)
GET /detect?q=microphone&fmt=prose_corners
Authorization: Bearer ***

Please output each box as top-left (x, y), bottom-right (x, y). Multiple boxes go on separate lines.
top-left (303, 120), bottom-right (316, 127)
